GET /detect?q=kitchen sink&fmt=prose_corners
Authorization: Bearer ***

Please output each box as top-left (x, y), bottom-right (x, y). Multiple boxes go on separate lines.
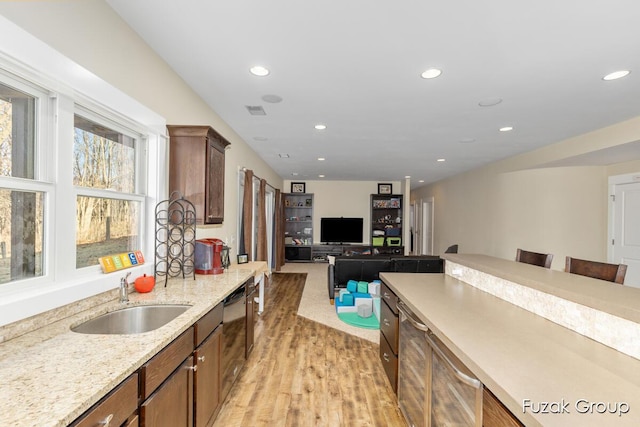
top-left (71, 304), bottom-right (192, 335)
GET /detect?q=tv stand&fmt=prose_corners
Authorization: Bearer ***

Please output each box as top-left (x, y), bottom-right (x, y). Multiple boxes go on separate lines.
top-left (311, 244), bottom-right (404, 262)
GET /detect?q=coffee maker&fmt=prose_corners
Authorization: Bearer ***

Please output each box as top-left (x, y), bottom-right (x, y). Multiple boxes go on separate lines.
top-left (194, 238), bottom-right (224, 274)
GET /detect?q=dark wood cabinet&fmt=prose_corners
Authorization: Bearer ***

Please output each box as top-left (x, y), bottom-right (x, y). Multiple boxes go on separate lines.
top-left (194, 326), bottom-right (222, 427)
top-left (167, 125), bottom-right (230, 225)
top-left (371, 194), bottom-right (403, 249)
top-left (284, 193), bottom-right (314, 261)
top-left (139, 328), bottom-right (195, 427)
top-left (194, 302), bottom-right (224, 427)
top-left (70, 373), bottom-right (139, 427)
top-left (379, 281), bottom-right (399, 393)
top-left (140, 356), bottom-right (194, 427)
top-left (483, 388), bottom-right (524, 427)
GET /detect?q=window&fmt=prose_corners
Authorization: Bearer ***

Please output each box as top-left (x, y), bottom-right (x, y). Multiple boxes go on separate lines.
top-left (0, 24), bottom-right (166, 326)
top-left (0, 79), bottom-right (45, 285)
top-left (73, 113), bottom-right (144, 268)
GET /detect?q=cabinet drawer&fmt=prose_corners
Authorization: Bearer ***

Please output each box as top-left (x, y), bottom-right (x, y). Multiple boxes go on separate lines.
top-left (380, 282), bottom-right (398, 315)
top-left (483, 388), bottom-right (524, 427)
top-left (140, 328), bottom-right (195, 399)
top-left (380, 296), bottom-right (399, 354)
top-left (379, 331), bottom-right (398, 393)
top-left (195, 302), bottom-right (223, 346)
top-left (71, 373), bottom-right (138, 427)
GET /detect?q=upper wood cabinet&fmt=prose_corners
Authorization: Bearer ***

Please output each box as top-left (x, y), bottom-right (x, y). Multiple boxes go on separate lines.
top-left (167, 125), bottom-right (230, 224)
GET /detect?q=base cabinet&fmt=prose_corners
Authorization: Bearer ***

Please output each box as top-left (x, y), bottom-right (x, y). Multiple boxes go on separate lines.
top-left (69, 373), bottom-right (139, 427)
top-left (379, 282), bottom-right (399, 393)
top-left (483, 389), bottom-right (524, 427)
top-left (194, 326), bottom-right (223, 427)
top-left (140, 356), bottom-right (194, 427)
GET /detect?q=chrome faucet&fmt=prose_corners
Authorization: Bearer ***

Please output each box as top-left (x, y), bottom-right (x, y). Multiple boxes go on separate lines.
top-left (120, 272), bottom-right (131, 303)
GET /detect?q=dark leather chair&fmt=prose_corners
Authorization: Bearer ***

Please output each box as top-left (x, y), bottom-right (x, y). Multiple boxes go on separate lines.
top-left (516, 248), bottom-right (553, 269)
top-left (565, 256), bottom-right (627, 284)
top-left (444, 244), bottom-right (458, 254)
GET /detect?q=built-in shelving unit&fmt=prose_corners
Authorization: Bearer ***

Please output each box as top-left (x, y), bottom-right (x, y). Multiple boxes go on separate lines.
top-left (284, 193), bottom-right (314, 262)
top-left (371, 194), bottom-right (403, 249)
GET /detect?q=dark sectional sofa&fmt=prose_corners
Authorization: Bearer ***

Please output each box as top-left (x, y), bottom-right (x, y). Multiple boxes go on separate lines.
top-left (328, 255), bottom-right (444, 302)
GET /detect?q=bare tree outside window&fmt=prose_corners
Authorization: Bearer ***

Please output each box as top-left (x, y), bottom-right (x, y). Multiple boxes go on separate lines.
top-left (0, 83), bottom-right (43, 285)
top-left (74, 116), bottom-right (139, 268)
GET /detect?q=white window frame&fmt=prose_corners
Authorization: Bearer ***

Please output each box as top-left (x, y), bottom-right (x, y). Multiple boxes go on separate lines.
top-left (0, 17), bottom-right (167, 326)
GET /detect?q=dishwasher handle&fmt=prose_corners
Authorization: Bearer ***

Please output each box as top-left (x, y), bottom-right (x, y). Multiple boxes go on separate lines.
top-left (397, 300), bottom-right (429, 332)
top-left (426, 331), bottom-right (482, 390)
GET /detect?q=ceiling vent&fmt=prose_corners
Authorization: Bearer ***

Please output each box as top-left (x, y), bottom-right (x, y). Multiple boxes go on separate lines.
top-left (245, 105), bottom-right (266, 116)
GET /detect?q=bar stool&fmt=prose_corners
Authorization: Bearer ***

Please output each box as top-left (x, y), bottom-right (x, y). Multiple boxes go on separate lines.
top-left (565, 256), bottom-right (627, 284)
top-left (516, 248), bottom-right (553, 268)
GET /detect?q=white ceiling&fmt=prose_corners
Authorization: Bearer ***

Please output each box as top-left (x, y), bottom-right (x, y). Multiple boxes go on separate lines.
top-left (106, 0), bottom-right (640, 188)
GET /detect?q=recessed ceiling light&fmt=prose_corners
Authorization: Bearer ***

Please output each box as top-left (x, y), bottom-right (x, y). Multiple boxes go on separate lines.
top-left (603, 70), bottom-right (630, 81)
top-left (314, 124), bottom-right (327, 130)
top-left (318, 157), bottom-right (325, 161)
top-left (419, 180), bottom-right (425, 183)
top-left (420, 68), bottom-right (442, 79)
top-left (318, 174), bottom-right (325, 178)
top-left (478, 98), bottom-right (502, 107)
top-left (291, 172), bottom-right (299, 176)
top-left (499, 126), bottom-right (514, 132)
top-left (405, 175), bottom-right (411, 179)
top-left (279, 153), bottom-right (290, 158)
top-left (437, 158), bottom-right (446, 162)
top-left (249, 65), bottom-right (270, 77)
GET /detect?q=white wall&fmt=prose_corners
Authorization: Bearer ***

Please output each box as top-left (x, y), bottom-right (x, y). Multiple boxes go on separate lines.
top-left (284, 180), bottom-right (402, 245)
top-left (0, 1), bottom-right (284, 244)
top-left (412, 116), bottom-right (640, 270)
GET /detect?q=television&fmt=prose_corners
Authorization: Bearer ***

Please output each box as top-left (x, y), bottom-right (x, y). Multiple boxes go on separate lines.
top-left (320, 217), bottom-right (364, 244)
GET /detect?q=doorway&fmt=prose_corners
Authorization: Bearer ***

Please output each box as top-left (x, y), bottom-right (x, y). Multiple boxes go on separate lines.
top-left (411, 198), bottom-right (434, 255)
top-left (609, 173), bottom-right (640, 288)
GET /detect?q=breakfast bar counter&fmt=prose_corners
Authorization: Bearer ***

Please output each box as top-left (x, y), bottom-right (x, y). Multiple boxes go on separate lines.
top-left (380, 255), bottom-right (640, 426)
top-left (0, 268), bottom-right (256, 427)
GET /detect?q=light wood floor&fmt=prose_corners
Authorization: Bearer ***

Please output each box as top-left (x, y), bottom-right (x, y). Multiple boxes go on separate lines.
top-left (213, 272), bottom-right (406, 427)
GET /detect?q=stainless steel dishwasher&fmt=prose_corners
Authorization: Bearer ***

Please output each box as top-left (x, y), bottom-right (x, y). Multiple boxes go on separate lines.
top-left (397, 300), bottom-right (483, 427)
top-left (221, 281), bottom-right (247, 401)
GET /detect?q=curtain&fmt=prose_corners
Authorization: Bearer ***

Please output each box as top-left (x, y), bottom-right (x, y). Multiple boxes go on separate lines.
top-left (256, 178), bottom-right (268, 261)
top-left (242, 169), bottom-right (253, 260)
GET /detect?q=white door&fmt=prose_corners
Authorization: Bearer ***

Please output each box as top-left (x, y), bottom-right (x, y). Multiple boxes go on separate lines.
top-left (411, 202), bottom-right (422, 255)
top-left (423, 198), bottom-right (434, 255)
top-left (611, 181), bottom-right (640, 288)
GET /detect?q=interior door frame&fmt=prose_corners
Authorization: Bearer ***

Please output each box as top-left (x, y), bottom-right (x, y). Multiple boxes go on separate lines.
top-left (607, 171), bottom-right (640, 263)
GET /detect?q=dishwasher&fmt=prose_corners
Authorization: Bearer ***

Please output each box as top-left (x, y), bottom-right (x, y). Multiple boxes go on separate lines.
top-left (397, 300), bottom-right (483, 427)
top-left (221, 281), bottom-right (247, 401)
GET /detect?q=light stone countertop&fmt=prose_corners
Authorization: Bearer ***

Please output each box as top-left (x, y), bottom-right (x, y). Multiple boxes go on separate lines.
top-left (380, 271), bottom-right (640, 427)
top-left (0, 269), bottom-right (255, 427)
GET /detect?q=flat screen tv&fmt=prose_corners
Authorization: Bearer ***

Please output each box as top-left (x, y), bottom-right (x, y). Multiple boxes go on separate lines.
top-left (320, 217), bottom-right (363, 244)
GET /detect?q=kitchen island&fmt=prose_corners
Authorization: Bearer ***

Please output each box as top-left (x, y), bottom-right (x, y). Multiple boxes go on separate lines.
top-left (0, 268), bottom-right (257, 427)
top-left (380, 255), bottom-right (640, 427)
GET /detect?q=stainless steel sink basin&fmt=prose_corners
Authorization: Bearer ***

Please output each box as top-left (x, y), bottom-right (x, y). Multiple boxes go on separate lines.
top-left (71, 304), bottom-right (192, 335)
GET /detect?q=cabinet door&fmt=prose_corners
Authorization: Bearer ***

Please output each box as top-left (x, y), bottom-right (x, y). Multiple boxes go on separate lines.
top-left (70, 373), bottom-right (138, 427)
top-left (205, 135), bottom-right (225, 224)
top-left (194, 326), bottom-right (223, 427)
top-left (140, 356), bottom-right (194, 427)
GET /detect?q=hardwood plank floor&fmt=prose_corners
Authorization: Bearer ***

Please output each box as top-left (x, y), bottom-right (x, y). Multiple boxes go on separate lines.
top-left (213, 272), bottom-right (406, 427)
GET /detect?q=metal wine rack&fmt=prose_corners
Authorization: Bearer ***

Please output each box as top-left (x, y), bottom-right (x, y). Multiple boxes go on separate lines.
top-left (154, 191), bottom-right (196, 286)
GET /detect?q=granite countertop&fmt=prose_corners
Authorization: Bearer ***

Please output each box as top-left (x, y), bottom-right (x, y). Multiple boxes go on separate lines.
top-left (380, 271), bottom-right (640, 427)
top-left (0, 269), bottom-right (255, 427)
